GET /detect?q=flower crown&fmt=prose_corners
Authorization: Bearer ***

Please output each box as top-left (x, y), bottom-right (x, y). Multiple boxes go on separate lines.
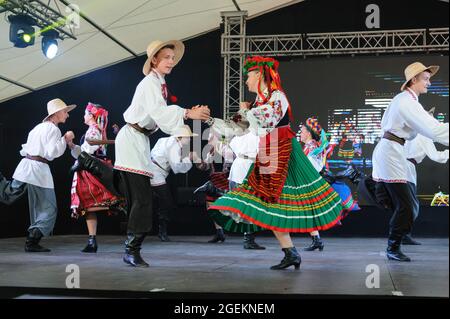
top-left (243, 56), bottom-right (279, 75)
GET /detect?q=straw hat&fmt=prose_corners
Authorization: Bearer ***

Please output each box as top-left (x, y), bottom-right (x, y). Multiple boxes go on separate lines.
top-left (400, 62), bottom-right (439, 91)
top-left (142, 40), bottom-right (185, 76)
top-left (43, 98), bottom-right (76, 122)
top-left (172, 125), bottom-right (198, 138)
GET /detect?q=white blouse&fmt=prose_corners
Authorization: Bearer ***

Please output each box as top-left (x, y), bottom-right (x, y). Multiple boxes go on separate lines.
top-left (243, 90), bottom-right (289, 137)
top-left (70, 125), bottom-right (103, 159)
top-left (13, 121), bottom-right (67, 189)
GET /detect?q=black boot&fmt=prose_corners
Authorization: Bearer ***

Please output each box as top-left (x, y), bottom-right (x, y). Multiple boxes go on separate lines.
top-left (270, 247), bottom-right (302, 270)
top-left (208, 228), bottom-right (225, 243)
top-left (81, 235), bottom-right (98, 253)
top-left (402, 234), bottom-right (421, 245)
top-left (123, 233), bottom-right (149, 267)
top-left (243, 232), bottom-right (265, 250)
top-left (386, 237), bottom-right (411, 262)
top-left (158, 220), bottom-right (171, 242)
top-left (194, 181), bottom-right (214, 194)
top-left (25, 228), bottom-right (51, 252)
top-left (194, 181), bottom-right (226, 198)
top-left (303, 235), bottom-right (324, 251)
top-left (77, 152), bottom-right (120, 196)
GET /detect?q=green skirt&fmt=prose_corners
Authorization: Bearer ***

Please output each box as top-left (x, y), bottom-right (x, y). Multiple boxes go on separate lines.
top-left (208, 138), bottom-right (343, 233)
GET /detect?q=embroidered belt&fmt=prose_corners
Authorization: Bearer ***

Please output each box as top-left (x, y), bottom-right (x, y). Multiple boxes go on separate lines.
top-left (383, 131), bottom-right (405, 146)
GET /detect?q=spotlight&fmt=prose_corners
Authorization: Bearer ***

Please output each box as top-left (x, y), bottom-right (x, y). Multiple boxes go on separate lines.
top-left (41, 29), bottom-right (59, 59)
top-left (8, 14), bottom-right (36, 48)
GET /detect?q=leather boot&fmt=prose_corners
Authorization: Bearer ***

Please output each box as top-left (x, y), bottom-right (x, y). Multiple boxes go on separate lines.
top-left (270, 247), bottom-right (302, 270)
top-left (77, 152), bottom-right (120, 196)
top-left (303, 235), bottom-right (324, 251)
top-left (243, 232), bottom-right (265, 250)
top-left (81, 235), bottom-right (98, 253)
top-left (402, 234), bottom-right (421, 245)
top-left (193, 181), bottom-right (214, 194)
top-left (386, 236), bottom-right (411, 262)
top-left (25, 228), bottom-right (51, 252)
top-left (123, 233), bottom-right (149, 267)
top-left (158, 220), bottom-right (171, 242)
top-left (335, 164), bottom-right (365, 185)
top-left (208, 228), bottom-right (225, 243)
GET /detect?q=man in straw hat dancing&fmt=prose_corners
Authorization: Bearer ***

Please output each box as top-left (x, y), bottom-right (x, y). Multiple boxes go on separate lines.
top-left (77, 40), bottom-right (210, 267)
top-left (149, 125), bottom-right (198, 242)
top-left (401, 107), bottom-right (449, 246)
top-left (0, 98), bottom-right (76, 252)
top-left (372, 62), bottom-right (448, 262)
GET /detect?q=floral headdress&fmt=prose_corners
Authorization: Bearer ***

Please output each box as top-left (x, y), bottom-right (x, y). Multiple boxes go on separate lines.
top-left (85, 102), bottom-right (109, 140)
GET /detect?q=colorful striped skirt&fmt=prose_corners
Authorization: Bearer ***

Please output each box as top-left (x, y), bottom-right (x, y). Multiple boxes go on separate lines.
top-left (208, 138), bottom-right (343, 233)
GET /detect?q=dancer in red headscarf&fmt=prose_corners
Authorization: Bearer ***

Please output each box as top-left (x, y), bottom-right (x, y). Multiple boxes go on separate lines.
top-left (69, 102), bottom-right (125, 253)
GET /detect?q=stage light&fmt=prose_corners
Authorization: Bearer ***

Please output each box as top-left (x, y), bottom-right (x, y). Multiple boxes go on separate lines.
top-left (22, 33), bottom-right (32, 43)
top-left (41, 30), bottom-right (59, 59)
top-left (8, 14), bottom-right (36, 48)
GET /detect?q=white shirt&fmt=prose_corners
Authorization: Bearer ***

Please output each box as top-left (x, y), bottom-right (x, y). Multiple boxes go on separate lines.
top-left (372, 88), bottom-right (449, 183)
top-left (13, 122), bottom-right (67, 188)
top-left (228, 132), bottom-right (260, 184)
top-left (404, 133), bottom-right (449, 185)
top-left (114, 70), bottom-right (185, 176)
top-left (149, 136), bottom-right (192, 186)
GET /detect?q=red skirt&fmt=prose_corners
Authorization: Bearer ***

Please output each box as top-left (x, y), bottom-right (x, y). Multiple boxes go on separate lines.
top-left (70, 159), bottom-right (125, 218)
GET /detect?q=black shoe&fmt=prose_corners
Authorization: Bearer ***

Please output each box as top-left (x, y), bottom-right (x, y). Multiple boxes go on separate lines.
top-left (303, 235), bottom-right (324, 251)
top-left (335, 164), bottom-right (365, 185)
top-left (402, 234), bottom-right (421, 245)
top-left (271, 247), bottom-right (301, 270)
top-left (123, 233), bottom-right (149, 267)
top-left (81, 235), bottom-right (98, 253)
top-left (25, 228), bottom-right (51, 253)
top-left (194, 181), bottom-right (213, 194)
top-left (386, 248), bottom-right (411, 262)
top-left (208, 228), bottom-right (225, 243)
top-left (158, 220), bottom-right (171, 242)
top-left (243, 232), bottom-right (265, 250)
top-left (386, 237), bottom-right (411, 262)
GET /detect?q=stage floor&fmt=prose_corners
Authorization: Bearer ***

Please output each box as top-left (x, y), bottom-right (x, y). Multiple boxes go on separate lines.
top-left (0, 235), bottom-right (448, 298)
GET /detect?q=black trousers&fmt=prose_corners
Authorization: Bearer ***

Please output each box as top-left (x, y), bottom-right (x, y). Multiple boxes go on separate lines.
top-left (114, 170), bottom-right (153, 234)
top-left (382, 182), bottom-right (419, 242)
top-left (152, 183), bottom-right (176, 222)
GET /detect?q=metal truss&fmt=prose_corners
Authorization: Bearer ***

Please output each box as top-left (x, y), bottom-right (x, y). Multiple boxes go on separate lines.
top-left (221, 11), bottom-right (449, 118)
top-left (0, 0), bottom-right (77, 40)
top-left (221, 11), bottom-right (247, 119)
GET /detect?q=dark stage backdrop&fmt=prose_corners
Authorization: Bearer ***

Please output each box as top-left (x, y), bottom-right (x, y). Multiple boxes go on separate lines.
top-left (0, 0), bottom-right (448, 237)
